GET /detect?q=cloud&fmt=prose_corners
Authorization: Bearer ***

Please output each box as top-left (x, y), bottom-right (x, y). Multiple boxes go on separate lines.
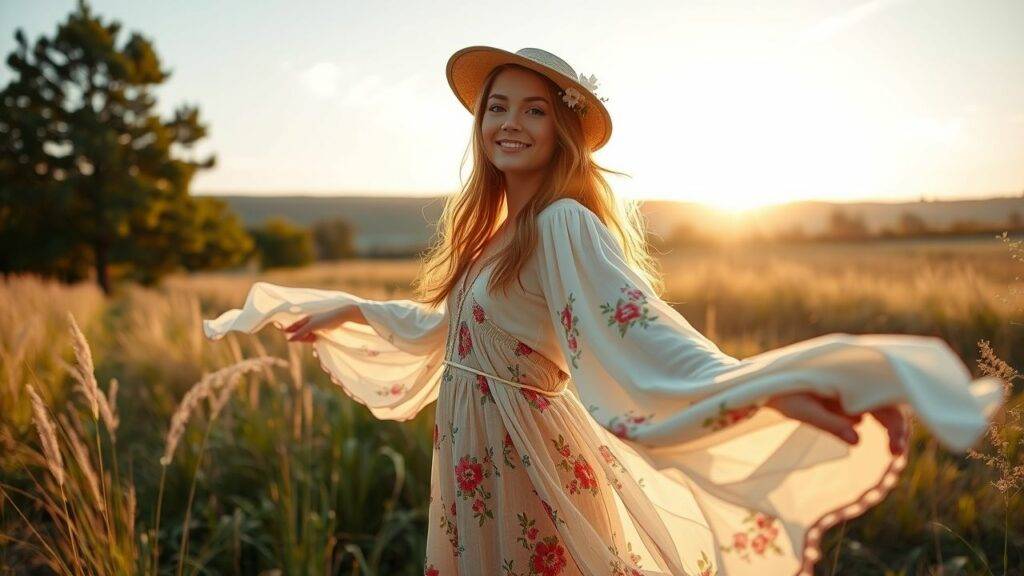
top-left (788, 0), bottom-right (914, 49)
top-left (298, 62), bottom-right (343, 99)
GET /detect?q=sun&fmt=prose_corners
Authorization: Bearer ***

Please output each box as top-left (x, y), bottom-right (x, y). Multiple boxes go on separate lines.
top-left (699, 192), bottom-right (779, 213)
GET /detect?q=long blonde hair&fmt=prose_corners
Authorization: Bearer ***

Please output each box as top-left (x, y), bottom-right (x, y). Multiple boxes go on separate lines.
top-left (415, 63), bottom-right (660, 307)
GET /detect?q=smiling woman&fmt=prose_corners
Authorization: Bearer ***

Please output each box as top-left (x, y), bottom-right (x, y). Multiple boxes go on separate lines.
top-left (204, 45), bottom-right (1004, 576)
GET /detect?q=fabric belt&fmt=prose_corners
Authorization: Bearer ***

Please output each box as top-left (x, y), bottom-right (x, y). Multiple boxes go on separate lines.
top-left (442, 359), bottom-right (568, 397)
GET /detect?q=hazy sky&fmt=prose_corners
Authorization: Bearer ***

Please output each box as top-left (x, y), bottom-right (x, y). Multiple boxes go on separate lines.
top-left (3, 0), bottom-right (1022, 209)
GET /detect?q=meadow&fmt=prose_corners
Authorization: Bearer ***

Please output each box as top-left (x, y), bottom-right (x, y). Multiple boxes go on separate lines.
top-left (1, 235), bottom-right (1021, 575)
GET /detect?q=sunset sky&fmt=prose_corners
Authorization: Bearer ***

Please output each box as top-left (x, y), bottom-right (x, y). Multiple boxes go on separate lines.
top-left (3, 0), bottom-right (1022, 210)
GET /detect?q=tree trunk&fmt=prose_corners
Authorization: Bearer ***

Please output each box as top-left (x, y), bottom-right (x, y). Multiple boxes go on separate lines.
top-left (95, 240), bottom-right (110, 295)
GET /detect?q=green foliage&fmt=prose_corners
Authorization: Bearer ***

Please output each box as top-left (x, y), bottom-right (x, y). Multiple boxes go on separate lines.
top-left (312, 217), bottom-right (356, 261)
top-left (0, 0), bottom-right (251, 293)
top-left (250, 218), bottom-right (315, 269)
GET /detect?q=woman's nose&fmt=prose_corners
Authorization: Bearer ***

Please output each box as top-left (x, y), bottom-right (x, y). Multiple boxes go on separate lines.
top-left (501, 119), bottom-right (521, 132)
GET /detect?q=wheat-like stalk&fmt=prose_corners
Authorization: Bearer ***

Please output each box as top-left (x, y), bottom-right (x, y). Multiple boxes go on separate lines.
top-left (57, 413), bottom-right (104, 513)
top-left (26, 383), bottom-right (64, 487)
top-left (208, 371), bottom-right (245, 421)
top-left (160, 356), bottom-right (286, 466)
top-left (66, 312), bottom-right (99, 420)
top-left (104, 377), bottom-right (120, 434)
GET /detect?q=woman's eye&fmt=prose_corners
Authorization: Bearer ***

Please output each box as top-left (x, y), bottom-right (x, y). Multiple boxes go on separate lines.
top-left (488, 105), bottom-right (504, 113)
top-left (527, 108), bottom-right (546, 116)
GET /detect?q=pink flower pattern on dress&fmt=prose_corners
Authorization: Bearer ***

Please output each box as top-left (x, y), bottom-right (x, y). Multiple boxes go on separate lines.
top-left (701, 401), bottom-right (759, 432)
top-left (590, 404), bottom-right (656, 441)
top-left (507, 511), bottom-right (569, 576)
top-left (457, 321), bottom-right (473, 359)
top-left (721, 511), bottom-right (783, 560)
top-left (476, 374), bottom-right (495, 405)
top-left (472, 302), bottom-right (486, 323)
top-left (558, 293), bottom-right (582, 368)
top-left (455, 454), bottom-right (495, 526)
top-left (427, 269), bottom-right (725, 574)
top-left (552, 433), bottom-right (600, 496)
top-left (600, 284), bottom-right (658, 337)
top-left (376, 382), bottom-right (405, 397)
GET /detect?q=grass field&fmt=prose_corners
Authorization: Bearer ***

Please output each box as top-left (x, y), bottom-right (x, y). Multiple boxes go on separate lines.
top-left (1, 236), bottom-right (1021, 575)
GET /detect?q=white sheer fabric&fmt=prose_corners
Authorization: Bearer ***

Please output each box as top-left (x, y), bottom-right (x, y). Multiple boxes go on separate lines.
top-left (204, 198), bottom-right (1004, 576)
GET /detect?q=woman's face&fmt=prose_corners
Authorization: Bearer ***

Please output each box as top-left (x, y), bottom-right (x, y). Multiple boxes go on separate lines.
top-left (480, 67), bottom-right (557, 175)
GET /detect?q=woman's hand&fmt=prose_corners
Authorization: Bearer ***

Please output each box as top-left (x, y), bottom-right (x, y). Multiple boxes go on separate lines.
top-left (283, 305), bottom-right (366, 343)
top-left (765, 391), bottom-right (908, 456)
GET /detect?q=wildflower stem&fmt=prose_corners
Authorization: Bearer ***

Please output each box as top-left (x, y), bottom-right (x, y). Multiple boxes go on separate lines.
top-left (0, 484), bottom-right (74, 575)
top-left (175, 418), bottom-right (215, 576)
top-left (58, 483), bottom-right (84, 576)
top-left (152, 465), bottom-right (168, 575)
top-left (828, 520), bottom-right (846, 575)
top-left (94, 425), bottom-right (114, 553)
top-left (1002, 493), bottom-right (1008, 576)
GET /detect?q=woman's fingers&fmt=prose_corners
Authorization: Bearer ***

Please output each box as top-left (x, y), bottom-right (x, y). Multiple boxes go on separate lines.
top-left (284, 316), bottom-right (311, 332)
top-left (287, 317), bottom-right (320, 342)
top-left (803, 401), bottom-right (860, 445)
top-left (869, 405), bottom-right (908, 455)
top-left (769, 393), bottom-right (859, 445)
top-left (819, 396), bottom-right (864, 426)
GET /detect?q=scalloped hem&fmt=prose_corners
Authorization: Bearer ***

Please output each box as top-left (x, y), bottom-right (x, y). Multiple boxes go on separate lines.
top-left (791, 418), bottom-right (912, 576)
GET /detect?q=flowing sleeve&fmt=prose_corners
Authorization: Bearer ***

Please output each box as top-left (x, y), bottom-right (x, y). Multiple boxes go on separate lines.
top-left (202, 281), bottom-right (446, 421)
top-left (534, 200), bottom-right (1005, 575)
top-left (534, 200), bottom-right (1003, 452)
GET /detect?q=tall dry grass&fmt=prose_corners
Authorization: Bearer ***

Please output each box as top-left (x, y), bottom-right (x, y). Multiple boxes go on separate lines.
top-left (0, 237), bottom-right (1021, 575)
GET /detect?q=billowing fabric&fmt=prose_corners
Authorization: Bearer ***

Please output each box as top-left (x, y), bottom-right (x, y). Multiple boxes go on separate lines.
top-left (204, 198), bottom-right (1004, 576)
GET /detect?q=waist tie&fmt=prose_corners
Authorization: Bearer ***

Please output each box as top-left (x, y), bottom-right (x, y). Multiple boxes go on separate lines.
top-left (443, 359), bottom-right (568, 397)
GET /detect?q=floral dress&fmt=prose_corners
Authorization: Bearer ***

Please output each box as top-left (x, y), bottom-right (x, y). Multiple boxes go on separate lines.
top-left (204, 198), bottom-right (1003, 576)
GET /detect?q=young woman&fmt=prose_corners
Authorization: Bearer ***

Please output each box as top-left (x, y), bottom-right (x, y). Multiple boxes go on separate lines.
top-left (204, 46), bottom-right (1003, 576)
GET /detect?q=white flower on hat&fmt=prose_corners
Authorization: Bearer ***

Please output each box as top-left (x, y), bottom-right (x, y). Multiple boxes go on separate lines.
top-left (561, 86), bottom-right (586, 111)
top-left (558, 71), bottom-right (609, 118)
top-left (578, 73), bottom-right (600, 94)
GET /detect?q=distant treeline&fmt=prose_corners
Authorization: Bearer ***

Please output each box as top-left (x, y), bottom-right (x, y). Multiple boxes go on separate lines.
top-left (658, 208), bottom-right (1024, 248)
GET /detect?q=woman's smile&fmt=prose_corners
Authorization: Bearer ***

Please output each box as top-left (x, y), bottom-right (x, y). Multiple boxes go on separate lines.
top-left (496, 139), bottom-right (532, 152)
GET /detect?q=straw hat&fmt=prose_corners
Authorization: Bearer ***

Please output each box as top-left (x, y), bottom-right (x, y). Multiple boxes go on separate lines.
top-left (445, 46), bottom-right (613, 151)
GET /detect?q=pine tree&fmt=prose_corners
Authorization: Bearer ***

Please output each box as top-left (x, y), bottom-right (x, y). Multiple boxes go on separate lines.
top-left (0, 0), bottom-right (252, 293)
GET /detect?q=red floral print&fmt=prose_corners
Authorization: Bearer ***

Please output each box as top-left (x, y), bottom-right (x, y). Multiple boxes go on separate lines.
top-left (424, 565), bottom-right (439, 576)
top-left (614, 301), bottom-right (641, 324)
top-left (455, 453), bottom-right (494, 526)
top-left (572, 457), bottom-right (599, 492)
top-left (552, 433), bottom-right (600, 496)
top-left (509, 511), bottom-right (569, 576)
top-left (590, 405), bottom-right (656, 441)
top-left (502, 431), bottom-right (517, 469)
top-left (440, 498), bottom-right (463, 556)
top-left (600, 284), bottom-right (658, 337)
top-left (515, 341), bottom-right (534, 356)
top-left (701, 401), bottom-right (759, 432)
top-left (476, 375), bottom-right (495, 405)
top-left (558, 293), bottom-right (582, 368)
top-left (455, 455), bottom-right (484, 493)
top-left (520, 388), bottom-right (551, 412)
top-left (376, 382), bottom-right (405, 397)
top-left (531, 539), bottom-right (567, 576)
top-left (457, 321), bottom-right (473, 359)
top-left (472, 302), bottom-right (486, 323)
top-left (721, 510), bottom-right (783, 560)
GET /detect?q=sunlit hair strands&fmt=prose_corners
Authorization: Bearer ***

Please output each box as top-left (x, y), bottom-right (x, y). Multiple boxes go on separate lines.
top-left (416, 48), bottom-right (661, 307)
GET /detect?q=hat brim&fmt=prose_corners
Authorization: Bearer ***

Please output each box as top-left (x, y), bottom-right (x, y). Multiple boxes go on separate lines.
top-left (445, 45), bottom-right (612, 151)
